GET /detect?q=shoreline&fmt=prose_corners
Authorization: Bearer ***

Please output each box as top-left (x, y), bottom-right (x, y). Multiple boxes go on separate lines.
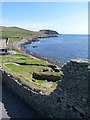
top-left (17, 37), bottom-right (64, 68)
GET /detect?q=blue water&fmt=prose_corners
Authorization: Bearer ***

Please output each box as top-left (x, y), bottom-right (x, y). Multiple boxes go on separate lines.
top-left (26, 34), bottom-right (88, 63)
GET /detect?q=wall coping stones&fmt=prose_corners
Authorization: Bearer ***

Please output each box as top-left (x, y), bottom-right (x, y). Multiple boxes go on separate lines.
top-left (70, 59), bottom-right (88, 64)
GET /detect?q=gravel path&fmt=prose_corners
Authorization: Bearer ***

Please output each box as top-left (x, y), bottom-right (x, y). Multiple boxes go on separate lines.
top-left (13, 39), bottom-right (29, 51)
top-left (13, 38), bottom-right (40, 60)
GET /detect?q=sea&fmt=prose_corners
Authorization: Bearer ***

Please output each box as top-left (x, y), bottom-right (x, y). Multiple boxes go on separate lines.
top-left (26, 34), bottom-right (88, 63)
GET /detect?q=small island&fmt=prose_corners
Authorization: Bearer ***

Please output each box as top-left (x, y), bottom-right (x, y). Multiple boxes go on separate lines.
top-left (39, 29), bottom-right (59, 35)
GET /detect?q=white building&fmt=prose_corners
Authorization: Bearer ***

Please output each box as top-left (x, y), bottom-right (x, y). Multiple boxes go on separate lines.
top-left (0, 39), bottom-right (7, 52)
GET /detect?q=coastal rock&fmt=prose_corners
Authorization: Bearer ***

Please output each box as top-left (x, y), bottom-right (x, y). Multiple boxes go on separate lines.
top-left (32, 38), bottom-right (40, 42)
top-left (39, 29), bottom-right (59, 35)
top-left (32, 45), bottom-right (37, 48)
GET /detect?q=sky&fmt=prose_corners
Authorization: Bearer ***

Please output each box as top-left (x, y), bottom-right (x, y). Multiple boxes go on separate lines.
top-left (1, 2), bottom-right (88, 34)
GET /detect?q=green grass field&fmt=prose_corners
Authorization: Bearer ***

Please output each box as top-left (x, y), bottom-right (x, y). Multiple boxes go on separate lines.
top-left (1, 53), bottom-right (63, 94)
top-left (0, 26), bottom-right (48, 40)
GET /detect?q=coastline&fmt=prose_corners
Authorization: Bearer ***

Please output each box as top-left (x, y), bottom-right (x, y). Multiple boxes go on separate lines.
top-left (13, 37), bottom-right (64, 68)
top-left (1, 35), bottom-right (89, 119)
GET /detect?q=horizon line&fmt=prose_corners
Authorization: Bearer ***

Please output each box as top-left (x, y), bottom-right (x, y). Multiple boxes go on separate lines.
top-left (0, 25), bottom-right (88, 35)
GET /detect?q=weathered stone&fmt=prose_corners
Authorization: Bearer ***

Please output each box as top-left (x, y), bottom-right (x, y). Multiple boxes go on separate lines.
top-left (32, 72), bottom-right (60, 82)
top-left (1, 59), bottom-right (89, 119)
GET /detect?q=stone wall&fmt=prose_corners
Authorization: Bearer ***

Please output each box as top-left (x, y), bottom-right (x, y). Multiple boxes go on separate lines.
top-left (32, 72), bottom-right (60, 82)
top-left (58, 59), bottom-right (89, 118)
top-left (1, 59), bottom-right (89, 119)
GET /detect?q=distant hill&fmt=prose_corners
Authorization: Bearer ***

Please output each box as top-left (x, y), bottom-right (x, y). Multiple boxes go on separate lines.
top-left (39, 29), bottom-right (59, 35)
top-left (0, 26), bottom-right (47, 38)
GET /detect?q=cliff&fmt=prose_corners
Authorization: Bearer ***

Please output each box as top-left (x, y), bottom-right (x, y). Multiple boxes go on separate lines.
top-left (39, 29), bottom-right (59, 35)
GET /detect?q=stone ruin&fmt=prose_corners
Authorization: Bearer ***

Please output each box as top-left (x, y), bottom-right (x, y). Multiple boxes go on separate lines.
top-left (1, 59), bottom-right (89, 119)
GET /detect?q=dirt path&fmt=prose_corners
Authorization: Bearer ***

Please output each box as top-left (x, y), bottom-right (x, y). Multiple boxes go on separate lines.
top-left (13, 38), bottom-right (40, 60)
top-left (13, 39), bottom-right (29, 51)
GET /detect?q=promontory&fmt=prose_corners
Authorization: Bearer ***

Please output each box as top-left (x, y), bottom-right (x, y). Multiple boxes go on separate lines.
top-left (39, 29), bottom-right (59, 35)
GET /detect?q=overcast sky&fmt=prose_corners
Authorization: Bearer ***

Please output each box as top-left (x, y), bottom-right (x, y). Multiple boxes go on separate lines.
top-left (1, 2), bottom-right (88, 34)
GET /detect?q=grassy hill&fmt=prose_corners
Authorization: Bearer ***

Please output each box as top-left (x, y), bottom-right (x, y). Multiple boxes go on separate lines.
top-left (0, 26), bottom-right (48, 49)
top-left (0, 26), bottom-right (47, 39)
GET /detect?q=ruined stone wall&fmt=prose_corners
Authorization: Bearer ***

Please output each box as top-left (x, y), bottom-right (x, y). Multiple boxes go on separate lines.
top-left (1, 59), bottom-right (89, 119)
top-left (57, 59), bottom-right (89, 118)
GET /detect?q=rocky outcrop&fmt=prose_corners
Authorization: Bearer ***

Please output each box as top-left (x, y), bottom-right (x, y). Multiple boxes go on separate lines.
top-left (39, 29), bottom-right (59, 35)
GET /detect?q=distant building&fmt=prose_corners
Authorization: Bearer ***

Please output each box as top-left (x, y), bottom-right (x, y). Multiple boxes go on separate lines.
top-left (0, 39), bottom-right (7, 52)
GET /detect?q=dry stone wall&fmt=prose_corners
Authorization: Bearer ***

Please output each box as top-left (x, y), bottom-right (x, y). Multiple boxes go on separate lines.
top-left (57, 59), bottom-right (89, 118)
top-left (32, 72), bottom-right (60, 82)
top-left (1, 59), bottom-right (89, 119)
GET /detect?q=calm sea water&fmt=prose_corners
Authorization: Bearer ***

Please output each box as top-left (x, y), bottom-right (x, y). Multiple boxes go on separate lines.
top-left (26, 34), bottom-right (88, 63)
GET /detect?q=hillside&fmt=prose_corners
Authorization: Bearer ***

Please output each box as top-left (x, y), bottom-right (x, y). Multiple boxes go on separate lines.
top-left (0, 26), bottom-right (49, 50)
top-left (0, 26), bottom-right (47, 38)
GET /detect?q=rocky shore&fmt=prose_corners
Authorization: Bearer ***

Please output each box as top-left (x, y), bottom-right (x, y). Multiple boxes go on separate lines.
top-left (13, 37), bottom-right (64, 68)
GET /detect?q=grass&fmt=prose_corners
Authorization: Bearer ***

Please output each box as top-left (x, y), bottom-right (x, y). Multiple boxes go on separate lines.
top-left (39, 71), bottom-right (64, 78)
top-left (3, 63), bottom-right (53, 94)
top-left (8, 37), bottom-right (21, 43)
top-left (2, 55), bottom-right (47, 65)
top-left (1, 55), bottom-right (63, 94)
top-left (12, 57), bottom-right (48, 66)
top-left (2, 62), bottom-right (51, 94)
top-left (3, 63), bottom-right (50, 79)
top-left (0, 26), bottom-right (63, 94)
top-left (51, 82), bottom-right (58, 90)
top-left (12, 52), bottom-right (28, 57)
top-left (0, 26), bottom-right (48, 40)
top-left (34, 79), bottom-right (47, 84)
top-left (0, 52), bottom-right (3, 55)
top-left (0, 26), bottom-right (48, 50)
